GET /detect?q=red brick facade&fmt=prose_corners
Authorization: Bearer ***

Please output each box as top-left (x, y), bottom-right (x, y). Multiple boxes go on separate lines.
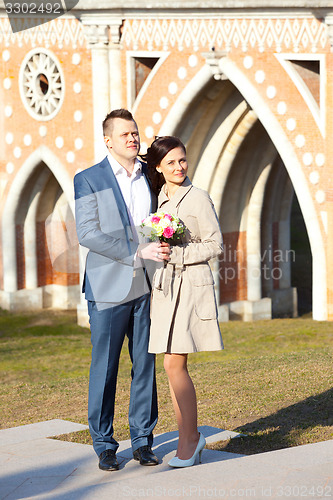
top-left (0, 8), bottom-right (332, 321)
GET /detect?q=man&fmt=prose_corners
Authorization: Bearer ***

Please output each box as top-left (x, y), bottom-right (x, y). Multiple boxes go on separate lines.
top-left (74, 109), bottom-right (169, 471)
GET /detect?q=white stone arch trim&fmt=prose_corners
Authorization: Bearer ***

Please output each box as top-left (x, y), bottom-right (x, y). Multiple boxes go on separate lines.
top-left (246, 163), bottom-right (273, 302)
top-left (2, 146), bottom-right (74, 293)
top-left (218, 57), bottom-right (327, 321)
top-left (238, 135), bottom-right (277, 302)
top-left (24, 169), bottom-right (52, 290)
top-left (193, 99), bottom-right (249, 195)
top-left (158, 64), bottom-right (213, 137)
top-left (209, 109), bottom-right (258, 218)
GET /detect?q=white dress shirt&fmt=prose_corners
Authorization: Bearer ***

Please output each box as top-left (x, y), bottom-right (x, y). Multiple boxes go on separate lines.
top-left (107, 153), bottom-right (151, 244)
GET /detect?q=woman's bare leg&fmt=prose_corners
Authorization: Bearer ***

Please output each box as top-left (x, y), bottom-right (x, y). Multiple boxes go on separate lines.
top-left (164, 353), bottom-right (200, 460)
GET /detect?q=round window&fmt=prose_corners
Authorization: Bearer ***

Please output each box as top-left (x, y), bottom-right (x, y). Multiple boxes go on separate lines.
top-left (19, 49), bottom-right (65, 121)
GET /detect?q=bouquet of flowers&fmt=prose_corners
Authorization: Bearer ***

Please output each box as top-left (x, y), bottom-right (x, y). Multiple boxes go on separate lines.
top-left (140, 211), bottom-right (185, 243)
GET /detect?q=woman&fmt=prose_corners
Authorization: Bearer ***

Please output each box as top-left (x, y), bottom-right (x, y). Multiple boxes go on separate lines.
top-left (144, 136), bottom-right (224, 468)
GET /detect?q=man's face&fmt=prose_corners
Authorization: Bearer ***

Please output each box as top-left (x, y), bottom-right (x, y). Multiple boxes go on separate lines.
top-left (104, 118), bottom-right (140, 165)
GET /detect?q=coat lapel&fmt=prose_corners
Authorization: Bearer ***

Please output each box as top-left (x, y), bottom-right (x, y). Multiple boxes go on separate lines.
top-left (158, 176), bottom-right (193, 211)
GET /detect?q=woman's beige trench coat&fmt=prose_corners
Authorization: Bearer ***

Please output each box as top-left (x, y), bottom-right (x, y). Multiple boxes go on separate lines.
top-left (149, 177), bottom-right (224, 354)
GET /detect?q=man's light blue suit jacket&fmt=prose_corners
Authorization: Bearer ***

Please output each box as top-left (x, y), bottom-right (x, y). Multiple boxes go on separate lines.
top-left (74, 156), bottom-right (156, 303)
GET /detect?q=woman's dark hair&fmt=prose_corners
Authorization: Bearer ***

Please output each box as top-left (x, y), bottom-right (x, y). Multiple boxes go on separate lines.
top-left (141, 136), bottom-right (186, 195)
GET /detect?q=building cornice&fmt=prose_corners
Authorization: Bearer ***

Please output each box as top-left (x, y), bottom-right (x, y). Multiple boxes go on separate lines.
top-left (0, 10), bottom-right (332, 21)
top-left (50, 0), bottom-right (333, 8)
top-left (0, 0), bottom-right (333, 16)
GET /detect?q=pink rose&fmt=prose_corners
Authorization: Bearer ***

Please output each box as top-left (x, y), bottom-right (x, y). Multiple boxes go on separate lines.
top-left (163, 226), bottom-right (175, 238)
top-left (151, 216), bottom-right (161, 224)
top-left (164, 214), bottom-right (173, 221)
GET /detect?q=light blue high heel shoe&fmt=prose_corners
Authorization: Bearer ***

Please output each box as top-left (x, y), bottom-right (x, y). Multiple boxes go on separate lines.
top-left (168, 432), bottom-right (206, 468)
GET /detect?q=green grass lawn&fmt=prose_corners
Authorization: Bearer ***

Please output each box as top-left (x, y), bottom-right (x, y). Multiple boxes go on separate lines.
top-left (0, 308), bottom-right (332, 455)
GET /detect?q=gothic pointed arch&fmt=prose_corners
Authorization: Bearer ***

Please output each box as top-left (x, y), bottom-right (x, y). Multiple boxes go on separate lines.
top-left (156, 60), bottom-right (326, 321)
top-left (1, 146), bottom-right (79, 310)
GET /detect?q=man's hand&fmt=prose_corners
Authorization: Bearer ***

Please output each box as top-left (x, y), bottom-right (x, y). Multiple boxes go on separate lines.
top-left (138, 241), bottom-right (170, 262)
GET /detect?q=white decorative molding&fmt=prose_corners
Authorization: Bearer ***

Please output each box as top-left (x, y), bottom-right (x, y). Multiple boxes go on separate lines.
top-left (158, 64), bottom-right (212, 136)
top-left (275, 53), bottom-right (326, 137)
top-left (81, 14), bottom-right (123, 46)
top-left (202, 50), bottom-right (227, 80)
top-left (81, 23), bottom-right (109, 47)
top-left (80, 15), bottom-right (124, 124)
top-left (0, 16), bottom-right (85, 48)
top-left (1, 15), bottom-right (327, 53)
top-left (109, 18), bottom-right (123, 44)
top-left (122, 17), bottom-right (328, 53)
top-left (325, 14), bottom-right (333, 52)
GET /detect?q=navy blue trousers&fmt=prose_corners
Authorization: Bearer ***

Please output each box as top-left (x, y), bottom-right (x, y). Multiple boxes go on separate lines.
top-left (87, 293), bottom-right (158, 456)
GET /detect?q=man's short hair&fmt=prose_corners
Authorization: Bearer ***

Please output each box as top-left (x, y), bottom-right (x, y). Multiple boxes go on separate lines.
top-left (103, 109), bottom-right (135, 136)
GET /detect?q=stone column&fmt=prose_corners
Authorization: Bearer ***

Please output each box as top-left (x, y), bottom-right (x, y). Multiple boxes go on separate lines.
top-left (324, 14), bottom-right (333, 320)
top-left (109, 18), bottom-right (123, 110)
top-left (78, 18), bottom-right (112, 326)
top-left (82, 19), bottom-right (110, 163)
top-left (2, 215), bottom-right (17, 294)
top-left (77, 15), bottom-right (124, 326)
top-left (325, 14), bottom-right (333, 52)
top-left (24, 169), bottom-right (51, 291)
top-left (247, 163), bottom-right (272, 302)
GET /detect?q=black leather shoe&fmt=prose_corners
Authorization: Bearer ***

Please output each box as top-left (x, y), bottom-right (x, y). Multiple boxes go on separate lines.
top-left (133, 445), bottom-right (159, 466)
top-left (98, 449), bottom-right (119, 471)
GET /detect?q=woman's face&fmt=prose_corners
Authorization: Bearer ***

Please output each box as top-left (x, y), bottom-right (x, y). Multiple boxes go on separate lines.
top-left (157, 146), bottom-right (188, 188)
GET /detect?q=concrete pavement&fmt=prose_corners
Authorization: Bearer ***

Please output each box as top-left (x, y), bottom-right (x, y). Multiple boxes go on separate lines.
top-left (0, 420), bottom-right (332, 499)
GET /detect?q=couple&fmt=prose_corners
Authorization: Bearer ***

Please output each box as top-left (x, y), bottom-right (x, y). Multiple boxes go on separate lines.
top-left (74, 109), bottom-right (224, 472)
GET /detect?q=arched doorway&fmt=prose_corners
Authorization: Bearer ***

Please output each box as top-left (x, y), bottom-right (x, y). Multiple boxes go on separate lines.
top-left (1, 148), bottom-right (80, 311)
top-left (162, 74), bottom-right (316, 320)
